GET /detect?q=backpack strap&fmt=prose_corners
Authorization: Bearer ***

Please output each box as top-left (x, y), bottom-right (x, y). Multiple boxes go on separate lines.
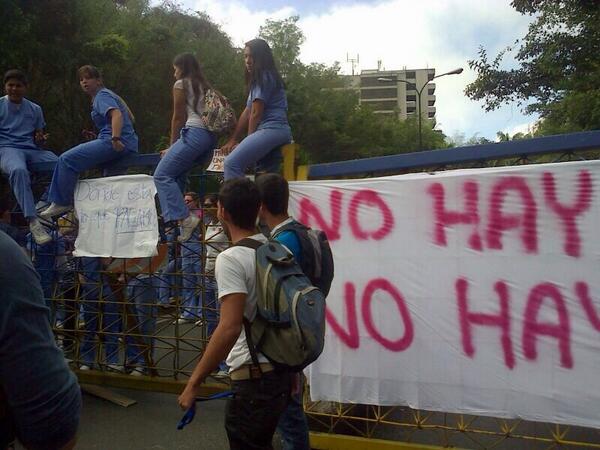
top-left (235, 237), bottom-right (264, 376)
top-left (234, 237), bottom-right (263, 250)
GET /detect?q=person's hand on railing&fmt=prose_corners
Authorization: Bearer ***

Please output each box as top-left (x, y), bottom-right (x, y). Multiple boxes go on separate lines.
top-left (81, 129), bottom-right (97, 141)
top-left (219, 139), bottom-right (238, 155)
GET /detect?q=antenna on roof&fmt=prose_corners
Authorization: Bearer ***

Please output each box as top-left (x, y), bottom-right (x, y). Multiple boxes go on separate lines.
top-left (346, 53), bottom-right (360, 76)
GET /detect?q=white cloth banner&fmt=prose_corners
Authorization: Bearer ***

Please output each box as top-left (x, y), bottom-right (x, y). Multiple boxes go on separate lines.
top-left (289, 160), bottom-right (600, 429)
top-left (73, 174), bottom-right (158, 257)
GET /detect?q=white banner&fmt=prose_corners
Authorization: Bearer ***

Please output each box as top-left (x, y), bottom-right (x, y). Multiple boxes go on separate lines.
top-left (290, 160), bottom-right (600, 429)
top-left (73, 174), bottom-right (158, 258)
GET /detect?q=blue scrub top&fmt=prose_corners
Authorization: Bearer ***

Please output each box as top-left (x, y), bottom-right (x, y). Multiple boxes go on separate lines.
top-left (92, 88), bottom-right (138, 151)
top-left (0, 96), bottom-right (45, 150)
top-left (246, 71), bottom-right (289, 130)
top-left (275, 230), bottom-right (302, 265)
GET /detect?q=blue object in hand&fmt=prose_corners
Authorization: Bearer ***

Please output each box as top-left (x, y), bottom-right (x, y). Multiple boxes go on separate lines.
top-left (177, 391), bottom-right (233, 430)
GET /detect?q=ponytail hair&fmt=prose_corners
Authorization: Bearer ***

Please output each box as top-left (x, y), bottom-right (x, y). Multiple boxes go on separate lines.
top-left (78, 65), bottom-right (136, 123)
top-left (173, 53), bottom-right (213, 115)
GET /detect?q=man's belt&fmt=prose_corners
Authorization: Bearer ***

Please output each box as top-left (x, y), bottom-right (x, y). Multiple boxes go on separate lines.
top-left (229, 362), bottom-right (275, 381)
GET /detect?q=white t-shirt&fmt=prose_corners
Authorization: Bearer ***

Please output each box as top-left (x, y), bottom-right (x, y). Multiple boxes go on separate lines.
top-left (215, 233), bottom-right (269, 371)
top-left (205, 223), bottom-right (229, 274)
top-left (173, 78), bottom-right (205, 129)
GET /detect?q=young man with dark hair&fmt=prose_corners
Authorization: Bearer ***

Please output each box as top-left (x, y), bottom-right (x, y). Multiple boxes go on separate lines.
top-left (178, 178), bottom-right (292, 449)
top-left (256, 172), bottom-right (310, 450)
top-left (0, 229), bottom-right (81, 450)
top-left (0, 69), bottom-right (57, 244)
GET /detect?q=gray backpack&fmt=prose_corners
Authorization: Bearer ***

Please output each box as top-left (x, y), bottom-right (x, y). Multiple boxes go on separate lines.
top-left (236, 238), bottom-right (326, 371)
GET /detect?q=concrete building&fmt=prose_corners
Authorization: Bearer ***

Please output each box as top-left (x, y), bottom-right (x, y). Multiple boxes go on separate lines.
top-left (346, 68), bottom-right (437, 121)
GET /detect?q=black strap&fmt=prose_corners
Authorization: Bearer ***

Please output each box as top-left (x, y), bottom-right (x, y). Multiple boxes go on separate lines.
top-left (234, 237), bottom-right (263, 250)
top-left (243, 318), bottom-right (262, 375)
top-left (236, 238), bottom-right (264, 375)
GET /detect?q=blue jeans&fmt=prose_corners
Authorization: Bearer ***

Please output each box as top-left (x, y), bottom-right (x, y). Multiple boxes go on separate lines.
top-left (154, 127), bottom-right (215, 222)
top-left (48, 139), bottom-right (136, 206)
top-left (125, 277), bottom-right (157, 366)
top-left (158, 230), bottom-right (180, 304)
top-left (224, 127), bottom-right (291, 180)
top-left (277, 374), bottom-right (310, 450)
top-left (0, 147), bottom-right (58, 218)
top-left (180, 227), bottom-right (202, 319)
top-left (79, 257), bottom-right (121, 366)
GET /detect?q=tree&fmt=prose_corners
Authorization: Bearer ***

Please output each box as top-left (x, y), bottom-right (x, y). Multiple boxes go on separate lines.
top-left (259, 17), bottom-right (447, 164)
top-left (465, 0), bottom-right (600, 134)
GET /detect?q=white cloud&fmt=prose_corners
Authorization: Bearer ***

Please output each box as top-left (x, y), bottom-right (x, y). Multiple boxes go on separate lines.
top-left (182, 0), bottom-right (537, 140)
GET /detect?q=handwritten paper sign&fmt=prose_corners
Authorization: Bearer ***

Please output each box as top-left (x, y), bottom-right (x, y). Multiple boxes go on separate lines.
top-left (206, 149), bottom-right (225, 173)
top-left (73, 174), bottom-right (159, 257)
top-left (290, 160), bottom-right (600, 429)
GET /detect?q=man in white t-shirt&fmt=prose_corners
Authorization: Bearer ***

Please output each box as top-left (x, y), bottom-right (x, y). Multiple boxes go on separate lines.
top-left (178, 178), bottom-right (292, 450)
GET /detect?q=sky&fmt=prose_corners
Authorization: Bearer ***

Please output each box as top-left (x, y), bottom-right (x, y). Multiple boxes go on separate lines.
top-left (172, 0), bottom-right (538, 141)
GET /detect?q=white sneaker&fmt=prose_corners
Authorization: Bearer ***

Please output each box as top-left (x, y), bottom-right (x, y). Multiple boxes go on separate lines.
top-left (106, 364), bottom-right (124, 373)
top-left (29, 219), bottom-right (52, 245)
top-left (129, 367), bottom-right (145, 377)
top-left (40, 203), bottom-right (72, 219)
top-left (178, 214), bottom-right (200, 242)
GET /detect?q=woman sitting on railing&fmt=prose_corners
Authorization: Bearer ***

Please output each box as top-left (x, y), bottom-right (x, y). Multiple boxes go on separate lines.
top-left (41, 65), bottom-right (138, 220)
top-left (220, 38), bottom-right (292, 180)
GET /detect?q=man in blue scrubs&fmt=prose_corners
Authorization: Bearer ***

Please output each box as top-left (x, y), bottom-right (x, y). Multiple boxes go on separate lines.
top-left (0, 69), bottom-right (57, 244)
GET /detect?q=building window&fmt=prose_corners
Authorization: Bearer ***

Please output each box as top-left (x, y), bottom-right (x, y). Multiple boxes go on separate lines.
top-left (361, 76), bottom-right (395, 87)
top-left (405, 71), bottom-right (416, 79)
top-left (428, 100), bottom-right (435, 106)
top-left (406, 106), bottom-right (416, 113)
top-left (361, 88), bottom-right (398, 99)
top-left (406, 94), bottom-right (416, 102)
top-left (364, 100), bottom-right (398, 111)
top-left (428, 111), bottom-right (435, 118)
top-left (406, 82), bottom-right (416, 90)
top-left (428, 72), bottom-right (435, 81)
top-left (428, 88), bottom-right (435, 95)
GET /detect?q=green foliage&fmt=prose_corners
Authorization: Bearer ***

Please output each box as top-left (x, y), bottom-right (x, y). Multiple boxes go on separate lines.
top-left (260, 17), bottom-right (447, 163)
top-left (465, 0), bottom-right (600, 134)
top-left (0, 0), bottom-right (241, 153)
top-left (1, 5), bottom-right (447, 163)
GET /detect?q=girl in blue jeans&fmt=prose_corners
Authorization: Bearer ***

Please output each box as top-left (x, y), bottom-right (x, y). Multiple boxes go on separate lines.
top-left (154, 53), bottom-right (220, 242)
top-left (221, 38), bottom-right (292, 180)
top-left (42, 65), bottom-right (138, 219)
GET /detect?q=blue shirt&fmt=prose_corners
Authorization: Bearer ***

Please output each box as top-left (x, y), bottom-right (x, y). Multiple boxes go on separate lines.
top-left (246, 71), bottom-right (289, 130)
top-left (92, 88), bottom-right (138, 151)
top-left (0, 231), bottom-right (81, 448)
top-left (0, 96), bottom-right (45, 150)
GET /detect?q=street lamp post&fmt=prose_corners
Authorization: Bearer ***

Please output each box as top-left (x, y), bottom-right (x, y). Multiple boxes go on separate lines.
top-left (378, 67), bottom-right (463, 150)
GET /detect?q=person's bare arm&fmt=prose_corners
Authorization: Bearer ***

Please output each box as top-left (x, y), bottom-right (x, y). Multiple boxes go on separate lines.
top-left (178, 292), bottom-right (246, 409)
top-left (220, 107), bottom-right (250, 154)
top-left (248, 99), bottom-right (264, 135)
top-left (109, 109), bottom-right (124, 151)
top-left (169, 87), bottom-right (187, 145)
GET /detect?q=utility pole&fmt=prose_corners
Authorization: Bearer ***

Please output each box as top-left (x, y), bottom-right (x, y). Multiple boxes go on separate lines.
top-left (346, 53), bottom-right (360, 76)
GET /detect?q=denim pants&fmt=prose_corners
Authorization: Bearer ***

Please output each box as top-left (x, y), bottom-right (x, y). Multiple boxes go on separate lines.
top-left (48, 139), bottom-right (135, 206)
top-left (154, 127), bottom-right (216, 222)
top-left (180, 227), bottom-right (202, 319)
top-left (0, 147), bottom-right (58, 218)
top-left (224, 126), bottom-right (291, 180)
top-left (225, 370), bottom-right (292, 450)
top-left (276, 374), bottom-right (310, 450)
top-left (158, 230), bottom-right (180, 304)
top-left (79, 257), bottom-right (121, 366)
top-left (125, 277), bottom-right (157, 366)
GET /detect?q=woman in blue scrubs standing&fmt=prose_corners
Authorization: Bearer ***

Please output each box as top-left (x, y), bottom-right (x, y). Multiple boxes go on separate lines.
top-left (220, 38), bottom-right (291, 180)
top-left (153, 53), bottom-right (218, 242)
top-left (41, 65), bottom-right (138, 219)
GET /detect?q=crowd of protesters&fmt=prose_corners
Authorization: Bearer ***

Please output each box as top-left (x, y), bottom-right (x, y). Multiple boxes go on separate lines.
top-left (0, 36), bottom-right (321, 450)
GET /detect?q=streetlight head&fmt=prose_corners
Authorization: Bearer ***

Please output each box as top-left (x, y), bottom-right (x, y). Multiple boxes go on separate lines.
top-left (377, 77), bottom-right (393, 82)
top-left (449, 68), bottom-right (463, 75)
